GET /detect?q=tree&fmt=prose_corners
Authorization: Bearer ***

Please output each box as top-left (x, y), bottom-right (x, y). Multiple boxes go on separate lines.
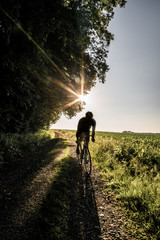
top-left (0, 0), bottom-right (126, 132)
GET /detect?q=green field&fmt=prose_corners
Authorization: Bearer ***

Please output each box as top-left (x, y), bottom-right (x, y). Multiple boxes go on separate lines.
top-left (64, 130), bottom-right (160, 239)
top-left (89, 131), bottom-right (160, 239)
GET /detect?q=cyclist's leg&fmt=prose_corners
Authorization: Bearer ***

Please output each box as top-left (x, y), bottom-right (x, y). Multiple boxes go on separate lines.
top-left (77, 133), bottom-right (85, 154)
top-left (76, 138), bottom-right (80, 154)
top-left (79, 133), bottom-right (85, 158)
top-left (76, 130), bottom-right (82, 154)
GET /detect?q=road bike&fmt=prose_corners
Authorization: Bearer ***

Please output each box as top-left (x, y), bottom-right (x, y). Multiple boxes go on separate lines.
top-left (77, 133), bottom-right (92, 175)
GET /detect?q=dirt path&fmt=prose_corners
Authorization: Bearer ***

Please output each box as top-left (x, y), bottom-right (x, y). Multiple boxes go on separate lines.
top-left (0, 133), bottom-right (136, 240)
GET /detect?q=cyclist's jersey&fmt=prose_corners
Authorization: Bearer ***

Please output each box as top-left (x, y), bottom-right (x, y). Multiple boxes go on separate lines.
top-left (76, 117), bottom-right (96, 136)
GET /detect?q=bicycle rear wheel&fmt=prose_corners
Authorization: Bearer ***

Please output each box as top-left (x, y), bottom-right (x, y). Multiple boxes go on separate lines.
top-left (84, 147), bottom-right (92, 175)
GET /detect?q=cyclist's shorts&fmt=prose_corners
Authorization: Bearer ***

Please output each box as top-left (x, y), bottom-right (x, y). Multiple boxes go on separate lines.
top-left (78, 132), bottom-right (89, 142)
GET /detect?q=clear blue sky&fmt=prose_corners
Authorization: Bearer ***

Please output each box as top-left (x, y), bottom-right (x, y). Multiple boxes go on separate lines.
top-left (51, 0), bottom-right (160, 133)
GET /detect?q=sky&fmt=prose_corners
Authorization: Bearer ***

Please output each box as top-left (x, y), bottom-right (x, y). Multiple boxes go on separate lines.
top-left (51, 0), bottom-right (160, 133)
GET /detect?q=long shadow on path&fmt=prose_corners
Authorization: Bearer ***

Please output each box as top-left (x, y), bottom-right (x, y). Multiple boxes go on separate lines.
top-left (37, 155), bottom-right (101, 240)
top-left (0, 136), bottom-right (101, 240)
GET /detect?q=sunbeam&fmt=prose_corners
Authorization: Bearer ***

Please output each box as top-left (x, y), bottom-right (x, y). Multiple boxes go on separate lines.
top-left (48, 77), bottom-right (79, 98)
top-left (64, 93), bottom-right (88, 109)
top-left (64, 98), bottom-right (80, 108)
top-left (80, 56), bottom-right (85, 109)
top-left (0, 7), bottom-right (69, 83)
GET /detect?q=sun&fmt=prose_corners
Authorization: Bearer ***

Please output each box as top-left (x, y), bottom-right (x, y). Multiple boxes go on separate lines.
top-left (78, 94), bottom-right (89, 104)
top-left (79, 94), bottom-right (86, 102)
top-left (77, 94), bottom-right (89, 109)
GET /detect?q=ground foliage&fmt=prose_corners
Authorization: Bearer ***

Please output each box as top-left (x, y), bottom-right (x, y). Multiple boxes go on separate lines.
top-left (0, 0), bottom-right (126, 132)
top-left (0, 130), bottom-right (53, 167)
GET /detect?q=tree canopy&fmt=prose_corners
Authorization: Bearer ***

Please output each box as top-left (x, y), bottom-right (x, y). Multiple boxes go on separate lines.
top-left (0, 0), bottom-right (126, 132)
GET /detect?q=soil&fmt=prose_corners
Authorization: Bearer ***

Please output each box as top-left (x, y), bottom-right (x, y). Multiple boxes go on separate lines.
top-left (0, 132), bottom-right (137, 240)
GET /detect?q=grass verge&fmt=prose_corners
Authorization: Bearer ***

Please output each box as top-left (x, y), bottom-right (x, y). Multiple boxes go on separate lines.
top-left (89, 132), bottom-right (160, 239)
top-left (0, 130), bottom-right (55, 168)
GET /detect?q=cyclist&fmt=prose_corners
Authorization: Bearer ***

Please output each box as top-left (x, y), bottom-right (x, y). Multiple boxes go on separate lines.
top-left (76, 111), bottom-right (96, 154)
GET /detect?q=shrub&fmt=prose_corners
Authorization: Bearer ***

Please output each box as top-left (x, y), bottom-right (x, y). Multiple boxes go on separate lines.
top-left (0, 131), bottom-right (51, 167)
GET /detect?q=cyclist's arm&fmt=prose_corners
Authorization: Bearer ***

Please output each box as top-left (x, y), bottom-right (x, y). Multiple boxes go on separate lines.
top-left (91, 119), bottom-right (96, 141)
top-left (92, 125), bottom-right (95, 137)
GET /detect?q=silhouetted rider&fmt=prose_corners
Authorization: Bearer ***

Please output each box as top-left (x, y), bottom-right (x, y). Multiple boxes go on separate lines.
top-left (76, 111), bottom-right (96, 154)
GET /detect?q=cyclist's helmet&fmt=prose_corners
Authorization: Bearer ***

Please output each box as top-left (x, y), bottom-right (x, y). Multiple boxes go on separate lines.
top-left (86, 111), bottom-right (93, 118)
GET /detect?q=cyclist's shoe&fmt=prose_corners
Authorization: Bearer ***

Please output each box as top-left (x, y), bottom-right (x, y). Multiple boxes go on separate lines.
top-left (92, 137), bottom-right (95, 142)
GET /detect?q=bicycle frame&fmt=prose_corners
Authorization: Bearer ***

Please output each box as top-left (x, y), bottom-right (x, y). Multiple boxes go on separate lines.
top-left (77, 133), bottom-right (92, 175)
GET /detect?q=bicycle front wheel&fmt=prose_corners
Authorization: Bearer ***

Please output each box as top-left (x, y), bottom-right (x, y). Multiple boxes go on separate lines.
top-left (84, 147), bottom-right (92, 175)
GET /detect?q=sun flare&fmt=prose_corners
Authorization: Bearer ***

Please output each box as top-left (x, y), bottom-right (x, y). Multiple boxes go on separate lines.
top-left (79, 94), bottom-right (86, 102)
